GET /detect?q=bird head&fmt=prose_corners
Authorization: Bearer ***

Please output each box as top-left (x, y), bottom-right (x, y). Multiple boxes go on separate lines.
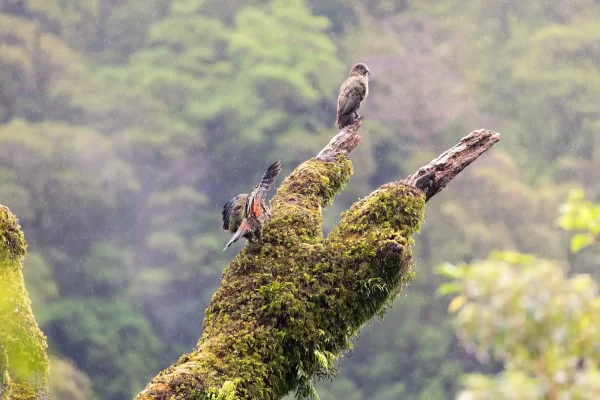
top-left (349, 63), bottom-right (370, 78)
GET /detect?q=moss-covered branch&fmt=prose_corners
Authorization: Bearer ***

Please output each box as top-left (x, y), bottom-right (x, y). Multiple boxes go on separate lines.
top-left (136, 127), bottom-right (499, 400)
top-left (0, 206), bottom-right (49, 400)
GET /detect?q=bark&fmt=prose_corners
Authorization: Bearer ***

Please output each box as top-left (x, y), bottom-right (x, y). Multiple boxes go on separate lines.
top-left (404, 129), bottom-right (500, 201)
top-left (0, 206), bottom-right (49, 400)
top-left (136, 121), bottom-right (500, 400)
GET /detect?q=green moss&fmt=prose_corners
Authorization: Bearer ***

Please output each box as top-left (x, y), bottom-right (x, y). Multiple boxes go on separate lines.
top-left (208, 380), bottom-right (239, 400)
top-left (273, 155), bottom-right (353, 208)
top-left (0, 206), bottom-right (49, 399)
top-left (0, 206), bottom-right (27, 263)
top-left (136, 158), bottom-right (426, 400)
top-left (1, 348), bottom-right (12, 400)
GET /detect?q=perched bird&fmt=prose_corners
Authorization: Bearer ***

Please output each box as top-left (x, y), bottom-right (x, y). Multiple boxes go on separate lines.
top-left (222, 160), bottom-right (282, 250)
top-left (336, 63), bottom-right (370, 130)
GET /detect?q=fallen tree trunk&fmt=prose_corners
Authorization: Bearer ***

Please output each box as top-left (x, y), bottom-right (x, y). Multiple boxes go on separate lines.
top-left (136, 122), bottom-right (500, 400)
top-left (0, 206), bottom-right (49, 400)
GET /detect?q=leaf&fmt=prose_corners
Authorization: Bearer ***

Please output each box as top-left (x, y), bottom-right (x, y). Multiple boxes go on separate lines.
top-left (436, 282), bottom-right (462, 296)
top-left (568, 188), bottom-right (585, 202)
top-left (314, 350), bottom-right (329, 369)
top-left (570, 233), bottom-right (592, 254)
top-left (436, 263), bottom-right (462, 279)
top-left (448, 295), bottom-right (468, 313)
top-left (489, 251), bottom-right (535, 265)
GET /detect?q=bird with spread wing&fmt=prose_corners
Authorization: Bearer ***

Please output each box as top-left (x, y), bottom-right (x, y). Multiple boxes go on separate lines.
top-left (222, 160), bottom-right (282, 250)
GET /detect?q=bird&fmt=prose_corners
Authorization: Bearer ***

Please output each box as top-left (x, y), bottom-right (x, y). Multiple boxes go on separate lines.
top-left (222, 160), bottom-right (282, 250)
top-left (336, 63), bottom-right (370, 130)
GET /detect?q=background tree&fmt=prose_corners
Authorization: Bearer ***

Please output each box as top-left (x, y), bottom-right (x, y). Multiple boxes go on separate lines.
top-left (439, 192), bottom-right (600, 399)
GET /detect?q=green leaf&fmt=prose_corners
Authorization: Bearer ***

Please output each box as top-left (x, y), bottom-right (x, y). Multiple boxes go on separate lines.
top-left (435, 263), bottom-right (462, 279)
top-left (448, 295), bottom-right (468, 313)
top-left (436, 282), bottom-right (462, 296)
top-left (489, 251), bottom-right (535, 265)
top-left (570, 233), bottom-right (592, 254)
top-left (314, 350), bottom-right (329, 369)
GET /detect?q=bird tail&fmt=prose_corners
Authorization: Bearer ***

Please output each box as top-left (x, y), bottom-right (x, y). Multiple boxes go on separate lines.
top-left (336, 113), bottom-right (354, 130)
top-left (223, 221), bottom-right (251, 251)
top-left (259, 160), bottom-right (282, 191)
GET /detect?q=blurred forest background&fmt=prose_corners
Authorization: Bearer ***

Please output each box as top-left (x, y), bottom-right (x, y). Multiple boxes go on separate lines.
top-left (1, 0), bottom-right (600, 399)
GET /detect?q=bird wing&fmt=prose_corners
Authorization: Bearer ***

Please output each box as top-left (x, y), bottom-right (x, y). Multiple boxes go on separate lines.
top-left (246, 160), bottom-right (282, 218)
top-left (222, 194), bottom-right (248, 231)
top-left (338, 80), bottom-right (365, 116)
top-left (259, 160), bottom-right (282, 192)
top-left (245, 187), bottom-right (262, 219)
top-left (222, 196), bottom-right (239, 230)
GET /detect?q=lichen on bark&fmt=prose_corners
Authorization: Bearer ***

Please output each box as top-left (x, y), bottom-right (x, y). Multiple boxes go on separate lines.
top-left (136, 126), bottom-right (499, 400)
top-left (0, 206), bottom-right (50, 400)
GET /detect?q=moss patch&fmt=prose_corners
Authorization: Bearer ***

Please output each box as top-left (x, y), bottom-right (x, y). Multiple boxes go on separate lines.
top-left (0, 206), bottom-right (27, 263)
top-left (0, 206), bottom-right (49, 399)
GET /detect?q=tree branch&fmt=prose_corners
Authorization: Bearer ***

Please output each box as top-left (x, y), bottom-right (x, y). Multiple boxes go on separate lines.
top-left (136, 126), bottom-right (500, 400)
top-left (316, 118), bottom-right (362, 161)
top-left (0, 206), bottom-right (50, 400)
top-left (404, 129), bottom-right (500, 201)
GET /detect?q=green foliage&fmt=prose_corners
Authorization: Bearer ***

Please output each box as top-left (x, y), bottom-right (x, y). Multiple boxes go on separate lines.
top-left (417, 0), bottom-right (600, 186)
top-left (558, 189), bottom-right (600, 253)
top-left (48, 356), bottom-right (93, 400)
top-left (117, 0), bottom-right (342, 133)
top-left (103, 0), bottom-right (345, 213)
top-left (208, 380), bottom-right (241, 400)
top-left (294, 349), bottom-right (337, 400)
top-left (440, 251), bottom-right (600, 399)
top-left (39, 299), bottom-right (161, 399)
